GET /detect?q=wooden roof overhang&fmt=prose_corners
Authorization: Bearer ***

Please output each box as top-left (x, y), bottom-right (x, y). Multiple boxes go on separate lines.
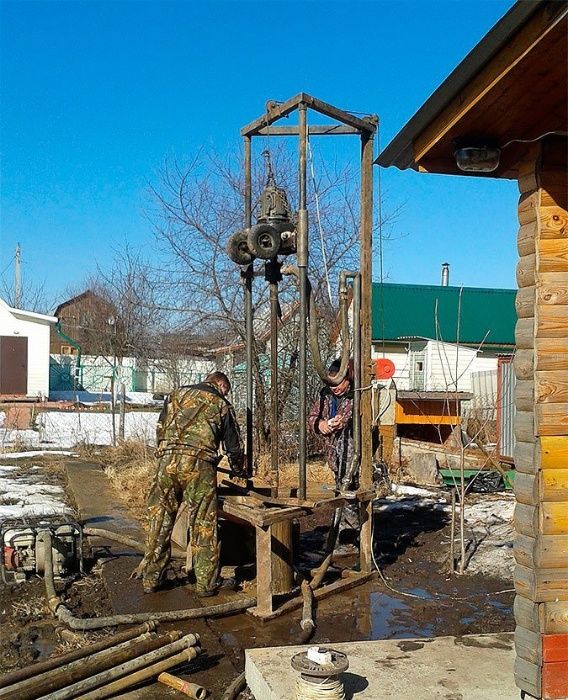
top-left (376, 1), bottom-right (568, 178)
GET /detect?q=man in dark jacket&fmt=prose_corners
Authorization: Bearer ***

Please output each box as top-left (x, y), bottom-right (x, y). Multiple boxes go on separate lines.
top-left (133, 371), bottom-right (246, 596)
top-left (308, 359), bottom-right (360, 552)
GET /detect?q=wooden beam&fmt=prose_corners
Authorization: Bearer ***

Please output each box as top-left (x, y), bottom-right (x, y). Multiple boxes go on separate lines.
top-left (240, 92), bottom-right (377, 136)
top-left (256, 125), bottom-right (360, 136)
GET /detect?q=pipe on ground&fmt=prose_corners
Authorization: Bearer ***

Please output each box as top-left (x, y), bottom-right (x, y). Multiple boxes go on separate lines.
top-left (41, 635), bottom-right (200, 700)
top-left (0, 632), bottom-right (169, 700)
top-left (77, 646), bottom-right (202, 700)
top-left (38, 531), bottom-right (256, 630)
top-left (158, 672), bottom-right (208, 699)
top-left (0, 622), bottom-right (157, 689)
top-left (298, 580), bottom-right (315, 644)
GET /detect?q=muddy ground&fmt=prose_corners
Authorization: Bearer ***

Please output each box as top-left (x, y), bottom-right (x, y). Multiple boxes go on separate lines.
top-left (0, 457), bottom-right (515, 698)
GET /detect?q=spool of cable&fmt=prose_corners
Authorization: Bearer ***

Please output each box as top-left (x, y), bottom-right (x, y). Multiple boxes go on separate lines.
top-left (291, 648), bottom-right (348, 700)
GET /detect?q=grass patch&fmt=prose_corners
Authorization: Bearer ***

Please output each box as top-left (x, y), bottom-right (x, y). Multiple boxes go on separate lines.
top-left (100, 441), bottom-right (155, 527)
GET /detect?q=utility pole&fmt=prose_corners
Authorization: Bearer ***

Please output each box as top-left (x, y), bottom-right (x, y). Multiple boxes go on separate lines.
top-left (14, 243), bottom-right (21, 308)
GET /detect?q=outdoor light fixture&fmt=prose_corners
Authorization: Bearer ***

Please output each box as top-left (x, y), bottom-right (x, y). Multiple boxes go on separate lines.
top-left (454, 146), bottom-right (501, 172)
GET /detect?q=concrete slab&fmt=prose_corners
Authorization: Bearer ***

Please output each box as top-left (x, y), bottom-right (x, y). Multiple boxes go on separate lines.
top-left (246, 632), bottom-right (518, 700)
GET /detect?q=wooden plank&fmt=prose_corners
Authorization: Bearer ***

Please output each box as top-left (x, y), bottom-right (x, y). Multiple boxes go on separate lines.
top-left (514, 595), bottom-right (540, 633)
top-left (539, 535), bottom-right (568, 569)
top-left (514, 439), bottom-right (537, 474)
top-left (514, 533), bottom-right (568, 568)
top-left (538, 273), bottom-right (568, 305)
top-left (536, 403), bottom-right (568, 435)
top-left (543, 601), bottom-right (568, 634)
top-left (517, 254), bottom-right (536, 288)
top-left (516, 287), bottom-right (536, 318)
top-left (541, 501), bottom-right (568, 535)
top-left (518, 190), bottom-right (540, 219)
top-left (515, 563), bottom-right (568, 602)
top-left (542, 660), bottom-right (568, 699)
top-left (542, 634), bottom-right (568, 663)
top-left (541, 186), bottom-right (568, 209)
top-left (536, 305), bottom-right (568, 338)
top-left (514, 503), bottom-right (539, 537)
top-left (538, 239), bottom-right (568, 273)
top-left (514, 655), bottom-right (541, 698)
top-left (538, 207), bottom-right (567, 240)
top-left (255, 525), bottom-right (273, 616)
top-left (536, 371), bottom-right (568, 403)
top-left (515, 381), bottom-right (534, 412)
top-left (535, 337), bottom-right (568, 371)
top-left (514, 534), bottom-right (537, 569)
top-left (270, 521), bottom-right (294, 596)
top-left (514, 349), bottom-right (535, 379)
top-left (515, 472), bottom-right (539, 506)
top-left (540, 469), bottom-right (568, 501)
top-left (517, 223), bottom-right (537, 256)
top-left (514, 625), bottom-right (541, 665)
top-left (515, 317), bottom-right (535, 349)
top-left (541, 436), bottom-right (568, 468)
top-left (515, 410), bottom-right (535, 443)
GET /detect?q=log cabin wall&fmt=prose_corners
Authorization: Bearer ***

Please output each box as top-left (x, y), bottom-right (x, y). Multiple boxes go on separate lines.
top-left (513, 136), bottom-right (568, 700)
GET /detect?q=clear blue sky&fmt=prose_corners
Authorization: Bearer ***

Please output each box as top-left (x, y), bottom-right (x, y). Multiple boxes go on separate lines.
top-left (1, 0), bottom-right (517, 307)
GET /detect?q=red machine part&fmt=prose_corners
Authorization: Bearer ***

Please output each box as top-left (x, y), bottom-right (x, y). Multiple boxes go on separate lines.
top-left (3, 546), bottom-right (20, 570)
top-left (375, 358), bottom-right (395, 380)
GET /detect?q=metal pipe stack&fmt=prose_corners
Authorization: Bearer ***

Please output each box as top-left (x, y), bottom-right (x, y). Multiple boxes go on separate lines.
top-left (0, 624), bottom-right (202, 700)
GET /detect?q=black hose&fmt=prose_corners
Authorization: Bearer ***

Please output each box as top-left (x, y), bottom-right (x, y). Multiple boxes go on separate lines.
top-left (282, 265), bottom-right (351, 386)
top-left (37, 531), bottom-right (256, 631)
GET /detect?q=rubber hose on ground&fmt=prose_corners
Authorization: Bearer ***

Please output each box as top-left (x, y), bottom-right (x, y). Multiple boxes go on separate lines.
top-left (82, 527), bottom-right (146, 554)
top-left (222, 672), bottom-right (246, 700)
top-left (38, 531), bottom-right (256, 630)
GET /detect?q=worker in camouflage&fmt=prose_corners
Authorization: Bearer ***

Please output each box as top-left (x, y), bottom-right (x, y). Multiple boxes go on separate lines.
top-left (131, 371), bottom-right (246, 596)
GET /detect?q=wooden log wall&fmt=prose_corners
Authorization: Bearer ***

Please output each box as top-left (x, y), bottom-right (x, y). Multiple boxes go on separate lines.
top-left (513, 137), bottom-right (568, 700)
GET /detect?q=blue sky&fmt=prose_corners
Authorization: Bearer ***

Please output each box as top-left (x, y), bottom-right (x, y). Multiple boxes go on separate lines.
top-left (1, 0), bottom-right (517, 307)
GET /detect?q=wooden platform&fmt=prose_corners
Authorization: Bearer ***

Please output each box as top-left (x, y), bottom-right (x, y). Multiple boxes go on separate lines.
top-left (218, 486), bottom-right (376, 618)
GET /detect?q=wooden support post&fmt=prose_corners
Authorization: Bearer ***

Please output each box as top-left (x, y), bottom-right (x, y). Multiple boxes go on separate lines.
top-left (270, 520), bottom-right (294, 595)
top-left (254, 525), bottom-right (273, 617)
top-left (513, 136), bottom-right (568, 700)
top-left (359, 131), bottom-right (375, 575)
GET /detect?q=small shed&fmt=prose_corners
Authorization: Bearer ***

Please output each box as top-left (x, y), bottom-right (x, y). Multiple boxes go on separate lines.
top-left (0, 297), bottom-right (57, 398)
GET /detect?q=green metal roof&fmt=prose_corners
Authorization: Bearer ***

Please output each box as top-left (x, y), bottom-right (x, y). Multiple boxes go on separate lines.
top-left (372, 283), bottom-right (516, 346)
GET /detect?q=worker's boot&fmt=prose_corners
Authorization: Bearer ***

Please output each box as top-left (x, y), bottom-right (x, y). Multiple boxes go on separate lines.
top-left (196, 576), bottom-right (238, 598)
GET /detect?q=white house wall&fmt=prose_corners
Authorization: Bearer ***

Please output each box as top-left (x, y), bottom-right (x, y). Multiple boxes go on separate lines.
top-left (425, 340), bottom-right (478, 392)
top-left (0, 303), bottom-right (54, 397)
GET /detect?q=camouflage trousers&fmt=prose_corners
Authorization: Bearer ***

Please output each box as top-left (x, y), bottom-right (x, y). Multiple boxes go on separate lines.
top-left (142, 452), bottom-right (219, 593)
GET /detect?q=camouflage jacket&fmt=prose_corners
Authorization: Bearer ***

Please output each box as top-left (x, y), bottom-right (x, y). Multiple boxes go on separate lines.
top-left (308, 387), bottom-right (354, 481)
top-left (156, 381), bottom-right (245, 472)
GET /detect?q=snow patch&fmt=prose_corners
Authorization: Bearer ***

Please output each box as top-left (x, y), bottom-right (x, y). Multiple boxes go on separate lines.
top-left (35, 411), bottom-right (159, 448)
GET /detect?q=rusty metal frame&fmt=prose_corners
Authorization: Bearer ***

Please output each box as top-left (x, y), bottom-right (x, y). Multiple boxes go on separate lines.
top-left (241, 94), bottom-right (378, 583)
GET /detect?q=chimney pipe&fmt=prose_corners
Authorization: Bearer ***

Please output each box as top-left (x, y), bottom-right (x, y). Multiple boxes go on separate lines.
top-left (441, 262), bottom-right (450, 287)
